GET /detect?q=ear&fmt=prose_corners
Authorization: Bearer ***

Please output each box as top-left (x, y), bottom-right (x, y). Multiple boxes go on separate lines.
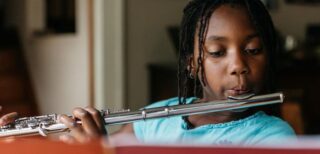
top-left (187, 55), bottom-right (196, 79)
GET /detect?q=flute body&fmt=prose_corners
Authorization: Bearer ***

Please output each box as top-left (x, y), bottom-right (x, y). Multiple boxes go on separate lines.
top-left (0, 92), bottom-right (284, 138)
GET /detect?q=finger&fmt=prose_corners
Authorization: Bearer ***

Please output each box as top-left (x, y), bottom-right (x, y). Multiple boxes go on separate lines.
top-left (84, 107), bottom-right (107, 134)
top-left (72, 108), bottom-right (100, 137)
top-left (0, 112), bottom-right (18, 126)
top-left (0, 136), bottom-right (16, 143)
top-left (59, 134), bottom-right (76, 144)
top-left (58, 114), bottom-right (89, 142)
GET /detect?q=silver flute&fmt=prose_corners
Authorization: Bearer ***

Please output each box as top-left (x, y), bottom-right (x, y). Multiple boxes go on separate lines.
top-left (0, 92), bottom-right (283, 138)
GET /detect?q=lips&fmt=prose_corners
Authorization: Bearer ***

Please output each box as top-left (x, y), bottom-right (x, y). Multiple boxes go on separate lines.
top-left (226, 86), bottom-right (252, 96)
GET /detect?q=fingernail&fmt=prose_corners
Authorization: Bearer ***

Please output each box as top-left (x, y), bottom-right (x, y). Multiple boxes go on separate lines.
top-left (69, 121), bottom-right (77, 128)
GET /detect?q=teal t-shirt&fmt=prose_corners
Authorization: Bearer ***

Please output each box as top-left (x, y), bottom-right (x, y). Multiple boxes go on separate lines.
top-left (133, 97), bottom-right (296, 145)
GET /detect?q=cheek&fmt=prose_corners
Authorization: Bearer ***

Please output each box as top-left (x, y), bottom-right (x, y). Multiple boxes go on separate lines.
top-left (201, 60), bottom-right (226, 90)
top-left (250, 57), bottom-right (267, 83)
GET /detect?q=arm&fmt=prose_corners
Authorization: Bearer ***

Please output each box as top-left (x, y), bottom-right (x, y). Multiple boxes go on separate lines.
top-left (112, 124), bottom-right (135, 134)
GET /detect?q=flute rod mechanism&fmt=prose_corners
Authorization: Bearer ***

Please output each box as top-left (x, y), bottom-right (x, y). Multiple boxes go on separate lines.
top-left (0, 92), bottom-right (284, 138)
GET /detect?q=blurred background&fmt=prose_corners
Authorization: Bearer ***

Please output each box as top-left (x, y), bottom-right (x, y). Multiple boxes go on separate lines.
top-left (0, 0), bottom-right (319, 134)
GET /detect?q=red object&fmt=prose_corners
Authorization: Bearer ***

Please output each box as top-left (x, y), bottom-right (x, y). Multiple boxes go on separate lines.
top-left (0, 137), bottom-right (106, 154)
top-left (1, 137), bottom-right (320, 154)
top-left (115, 146), bottom-right (320, 154)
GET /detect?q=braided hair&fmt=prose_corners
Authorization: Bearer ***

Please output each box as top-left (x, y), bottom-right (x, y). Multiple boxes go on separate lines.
top-left (177, 0), bottom-right (279, 127)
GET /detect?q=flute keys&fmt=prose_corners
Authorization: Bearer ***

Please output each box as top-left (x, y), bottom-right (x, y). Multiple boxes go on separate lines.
top-left (102, 109), bottom-right (130, 115)
top-left (0, 124), bottom-right (12, 129)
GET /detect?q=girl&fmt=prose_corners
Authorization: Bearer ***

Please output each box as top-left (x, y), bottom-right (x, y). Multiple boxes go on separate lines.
top-left (3, 0), bottom-right (295, 145)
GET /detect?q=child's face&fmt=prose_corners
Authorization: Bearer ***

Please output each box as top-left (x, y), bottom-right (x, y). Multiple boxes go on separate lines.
top-left (193, 4), bottom-right (267, 100)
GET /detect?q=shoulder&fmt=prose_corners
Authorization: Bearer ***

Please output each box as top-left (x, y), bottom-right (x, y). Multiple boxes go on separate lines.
top-left (144, 97), bottom-right (180, 108)
top-left (247, 111), bottom-right (296, 145)
top-left (255, 111), bottom-right (294, 132)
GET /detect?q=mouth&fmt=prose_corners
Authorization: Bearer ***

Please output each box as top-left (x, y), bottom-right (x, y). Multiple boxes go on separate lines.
top-left (226, 86), bottom-right (252, 96)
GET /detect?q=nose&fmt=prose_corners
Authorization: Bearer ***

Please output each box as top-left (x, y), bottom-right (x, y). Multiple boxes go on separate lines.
top-left (229, 52), bottom-right (249, 76)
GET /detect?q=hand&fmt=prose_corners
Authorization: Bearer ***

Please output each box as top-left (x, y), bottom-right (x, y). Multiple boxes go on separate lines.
top-left (0, 106), bottom-right (18, 126)
top-left (58, 107), bottom-right (107, 143)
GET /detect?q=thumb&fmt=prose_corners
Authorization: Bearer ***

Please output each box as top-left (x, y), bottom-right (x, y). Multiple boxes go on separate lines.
top-left (0, 112), bottom-right (18, 126)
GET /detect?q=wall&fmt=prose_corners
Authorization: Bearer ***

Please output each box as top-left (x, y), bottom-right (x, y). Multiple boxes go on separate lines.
top-left (6, 0), bottom-right (91, 114)
top-left (270, 1), bottom-right (320, 41)
top-left (92, 0), bottom-right (126, 133)
top-left (5, 0), bottom-right (126, 116)
top-left (27, 0), bottom-right (90, 114)
top-left (94, 0), bottom-right (125, 111)
top-left (126, 0), bottom-right (189, 110)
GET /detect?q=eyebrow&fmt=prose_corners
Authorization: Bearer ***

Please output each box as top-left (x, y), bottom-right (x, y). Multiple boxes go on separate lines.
top-left (206, 35), bottom-right (227, 42)
top-left (245, 33), bottom-right (259, 42)
top-left (206, 33), bottom-right (260, 42)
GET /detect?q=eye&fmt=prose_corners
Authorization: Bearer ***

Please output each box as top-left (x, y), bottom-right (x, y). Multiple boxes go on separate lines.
top-left (244, 48), bottom-right (263, 55)
top-left (208, 50), bottom-right (226, 58)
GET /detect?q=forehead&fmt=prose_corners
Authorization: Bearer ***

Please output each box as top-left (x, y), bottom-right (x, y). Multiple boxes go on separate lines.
top-left (206, 4), bottom-right (256, 39)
